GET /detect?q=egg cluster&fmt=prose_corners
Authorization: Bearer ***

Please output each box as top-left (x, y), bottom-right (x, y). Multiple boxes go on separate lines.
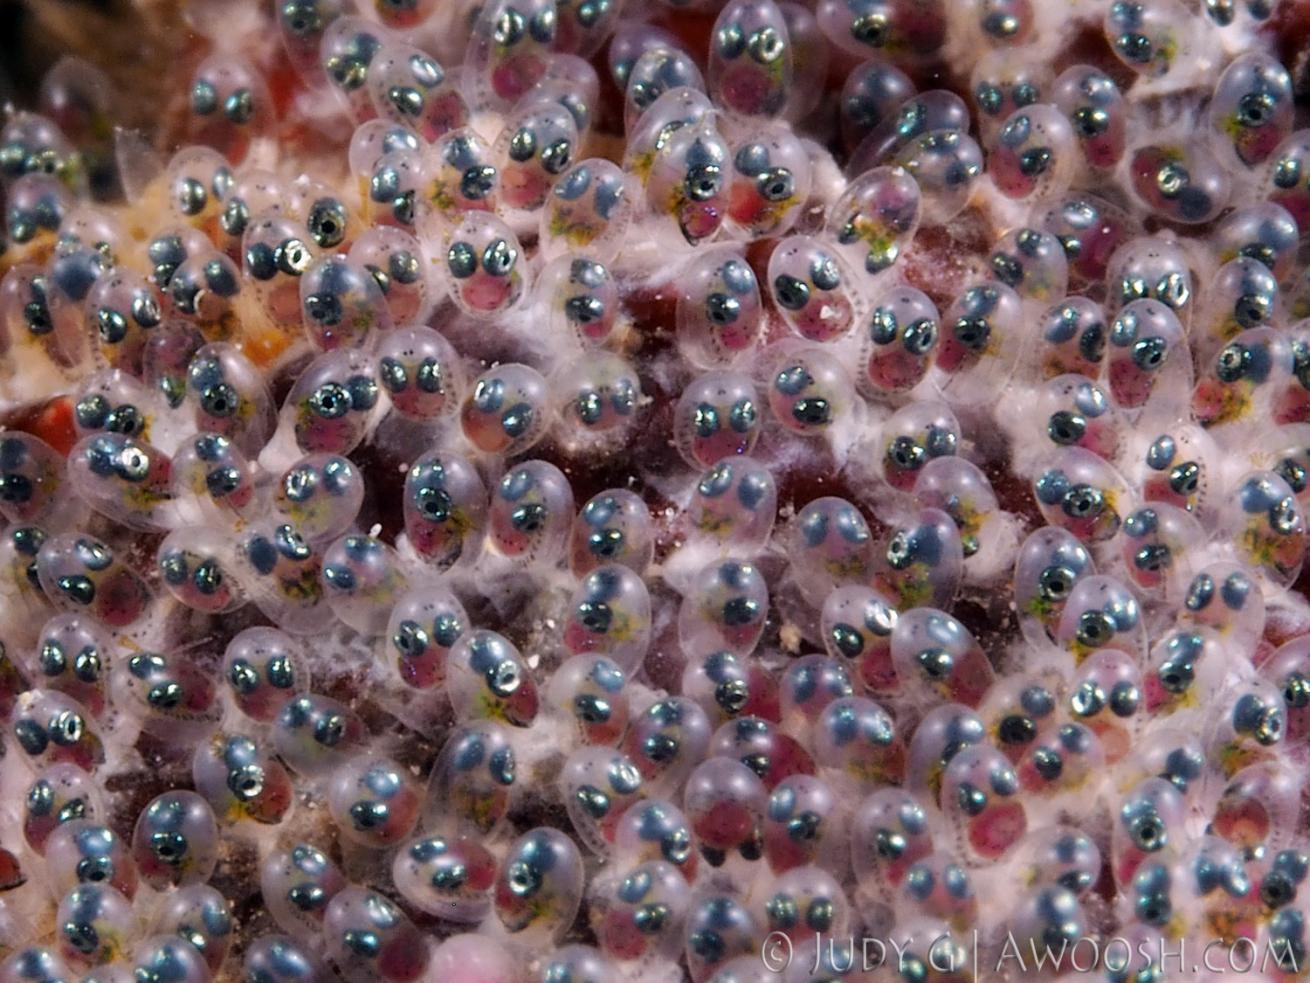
top-left (2, 0), bottom-right (1310, 980)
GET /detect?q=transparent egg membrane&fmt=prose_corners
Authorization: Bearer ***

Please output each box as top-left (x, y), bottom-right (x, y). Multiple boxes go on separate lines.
top-left (5, 0), bottom-right (1310, 980)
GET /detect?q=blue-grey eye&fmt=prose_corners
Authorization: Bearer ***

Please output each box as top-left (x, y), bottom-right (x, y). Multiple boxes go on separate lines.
top-left (541, 139), bottom-right (572, 175)
top-left (869, 308), bottom-right (897, 345)
top-left (1132, 336), bottom-right (1167, 371)
top-left (810, 255), bottom-right (841, 291)
top-left (1035, 470), bottom-right (1070, 506)
top-left (684, 163), bottom-right (722, 202)
top-left (1146, 435), bottom-right (1175, 470)
top-left (309, 383), bottom-right (350, 419)
top-left (224, 88), bottom-right (255, 125)
top-left (774, 274), bottom-right (809, 310)
top-left (508, 127), bottom-right (536, 163)
top-left (304, 292), bottom-right (343, 326)
top-left (903, 318), bottom-right (937, 355)
top-left (482, 238), bottom-right (517, 277)
top-left (1215, 342), bottom-right (1249, 382)
top-left (1047, 411), bottom-right (1085, 445)
top-left (757, 167), bottom-right (793, 202)
top-left (953, 315), bottom-right (990, 350)
top-left (705, 292), bottom-right (739, 325)
top-left (448, 241), bottom-right (476, 278)
top-left (245, 242), bottom-right (278, 280)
